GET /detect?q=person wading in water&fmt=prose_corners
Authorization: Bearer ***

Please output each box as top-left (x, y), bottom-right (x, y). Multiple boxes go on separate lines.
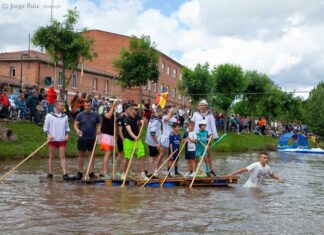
top-left (226, 152), bottom-right (283, 188)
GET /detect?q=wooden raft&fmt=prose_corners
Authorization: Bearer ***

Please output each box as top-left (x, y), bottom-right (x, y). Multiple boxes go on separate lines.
top-left (41, 176), bottom-right (239, 188)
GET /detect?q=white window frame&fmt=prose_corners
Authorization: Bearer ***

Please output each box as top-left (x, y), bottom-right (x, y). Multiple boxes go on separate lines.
top-left (10, 66), bottom-right (16, 77)
top-left (167, 66), bottom-right (170, 76)
top-left (153, 83), bottom-right (157, 92)
top-left (72, 73), bottom-right (77, 88)
top-left (161, 62), bottom-right (165, 73)
top-left (172, 88), bottom-right (176, 98)
top-left (160, 84), bottom-right (164, 92)
top-left (173, 69), bottom-right (177, 79)
top-left (58, 71), bottom-right (63, 86)
top-left (148, 81), bottom-right (151, 91)
top-left (93, 78), bottom-right (97, 92)
top-left (179, 72), bottom-right (182, 80)
top-left (105, 80), bottom-right (109, 94)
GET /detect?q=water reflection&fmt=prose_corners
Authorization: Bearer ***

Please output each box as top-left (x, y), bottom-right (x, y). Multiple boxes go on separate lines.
top-left (0, 152), bottom-right (323, 234)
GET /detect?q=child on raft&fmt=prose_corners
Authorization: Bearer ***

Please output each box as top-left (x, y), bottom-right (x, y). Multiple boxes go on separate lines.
top-left (167, 122), bottom-right (182, 177)
top-left (196, 120), bottom-right (212, 177)
top-left (183, 120), bottom-right (197, 177)
top-left (226, 152), bottom-right (284, 188)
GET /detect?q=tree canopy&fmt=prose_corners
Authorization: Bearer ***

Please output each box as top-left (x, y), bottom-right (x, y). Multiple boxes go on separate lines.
top-left (113, 35), bottom-right (159, 88)
top-left (32, 8), bottom-right (96, 99)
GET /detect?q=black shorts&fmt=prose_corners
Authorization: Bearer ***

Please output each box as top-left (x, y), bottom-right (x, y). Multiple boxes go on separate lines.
top-left (169, 150), bottom-right (180, 161)
top-left (77, 139), bottom-right (96, 152)
top-left (185, 151), bottom-right (196, 160)
top-left (149, 145), bottom-right (159, 157)
top-left (117, 138), bottom-right (123, 153)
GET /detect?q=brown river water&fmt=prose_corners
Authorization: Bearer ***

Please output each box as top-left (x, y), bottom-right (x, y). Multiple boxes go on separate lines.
top-left (0, 152), bottom-right (323, 234)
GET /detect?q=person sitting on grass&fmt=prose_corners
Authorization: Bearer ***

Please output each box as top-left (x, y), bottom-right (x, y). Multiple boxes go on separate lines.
top-left (183, 120), bottom-right (197, 177)
top-left (196, 120), bottom-right (212, 177)
top-left (167, 122), bottom-right (182, 177)
top-left (226, 152), bottom-right (283, 188)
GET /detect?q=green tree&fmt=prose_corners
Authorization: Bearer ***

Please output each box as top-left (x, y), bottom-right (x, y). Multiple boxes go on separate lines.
top-left (304, 81), bottom-right (324, 136)
top-left (32, 8), bottom-right (96, 100)
top-left (243, 70), bottom-right (273, 117)
top-left (178, 63), bottom-right (212, 105)
top-left (113, 35), bottom-right (159, 103)
top-left (211, 63), bottom-right (247, 112)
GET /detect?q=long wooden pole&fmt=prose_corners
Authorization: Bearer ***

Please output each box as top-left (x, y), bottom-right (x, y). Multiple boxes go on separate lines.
top-left (189, 136), bottom-right (213, 188)
top-left (84, 134), bottom-right (99, 180)
top-left (160, 139), bottom-right (188, 188)
top-left (141, 148), bottom-right (178, 188)
top-left (112, 110), bottom-right (117, 179)
top-left (121, 124), bottom-right (145, 188)
top-left (0, 140), bottom-right (49, 182)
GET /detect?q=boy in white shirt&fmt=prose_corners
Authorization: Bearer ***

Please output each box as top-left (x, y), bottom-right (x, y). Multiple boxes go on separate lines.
top-left (183, 121), bottom-right (197, 177)
top-left (226, 152), bottom-right (283, 188)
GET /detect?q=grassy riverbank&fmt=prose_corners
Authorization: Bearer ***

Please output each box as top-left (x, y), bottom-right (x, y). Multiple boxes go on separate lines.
top-left (0, 122), bottom-right (281, 158)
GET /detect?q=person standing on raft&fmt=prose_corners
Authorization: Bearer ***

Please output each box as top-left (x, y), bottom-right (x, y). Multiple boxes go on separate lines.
top-left (43, 100), bottom-right (73, 180)
top-left (226, 152), bottom-right (283, 188)
top-left (191, 99), bottom-right (218, 176)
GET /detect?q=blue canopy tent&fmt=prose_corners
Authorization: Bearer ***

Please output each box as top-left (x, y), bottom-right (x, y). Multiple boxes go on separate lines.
top-left (277, 133), bottom-right (309, 149)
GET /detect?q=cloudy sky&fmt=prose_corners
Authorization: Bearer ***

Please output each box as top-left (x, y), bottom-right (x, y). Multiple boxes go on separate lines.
top-left (1, 0), bottom-right (324, 96)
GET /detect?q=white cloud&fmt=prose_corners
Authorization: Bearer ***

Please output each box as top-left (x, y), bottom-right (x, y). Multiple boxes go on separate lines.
top-left (0, 0), bottom-right (324, 94)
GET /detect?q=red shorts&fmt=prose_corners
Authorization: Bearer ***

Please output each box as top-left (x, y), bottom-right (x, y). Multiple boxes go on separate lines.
top-left (48, 141), bottom-right (67, 148)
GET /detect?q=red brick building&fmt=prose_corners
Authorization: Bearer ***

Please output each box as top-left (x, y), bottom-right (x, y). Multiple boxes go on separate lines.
top-left (0, 30), bottom-right (188, 107)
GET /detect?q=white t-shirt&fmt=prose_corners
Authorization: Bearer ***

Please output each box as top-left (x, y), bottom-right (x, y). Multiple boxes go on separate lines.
top-left (187, 131), bottom-right (197, 151)
top-left (145, 115), bottom-right (162, 147)
top-left (244, 162), bottom-right (273, 188)
top-left (162, 115), bottom-right (177, 137)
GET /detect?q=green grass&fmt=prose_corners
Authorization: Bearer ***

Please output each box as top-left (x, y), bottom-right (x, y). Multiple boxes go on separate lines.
top-left (0, 122), bottom-right (280, 158)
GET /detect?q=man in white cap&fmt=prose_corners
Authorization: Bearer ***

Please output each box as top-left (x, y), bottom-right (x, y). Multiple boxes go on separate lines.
top-left (191, 99), bottom-right (219, 176)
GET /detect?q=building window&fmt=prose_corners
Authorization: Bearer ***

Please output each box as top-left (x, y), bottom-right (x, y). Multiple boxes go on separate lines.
top-left (58, 72), bottom-right (63, 86)
top-left (173, 69), bottom-right (177, 79)
top-left (161, 62), bottom-right (165, 73)
top-left (142, 84), bottom-right (146, 90)
top-left (93, 78), bottom-right (97, 91)
top-left (153, 83), bottom-right (157, 92)
top-left (179, 72), bottom-right (182, 80)
top-left (167, 66), bottom-right (170, 76)
top-left (148, 81), bottom-right (151, 91)
top-left (166, 86), bottom-right (169, 93)
top-left (72, 73), bottom-right (77, 88)
top-left (105, 80), bottom-right (109, 94)
top-left (160, 84), bottom-right (164, 92)
top-left (172, 88), bottom-right (176, 98)
top-left (10, 67), bottom-right (16, 77)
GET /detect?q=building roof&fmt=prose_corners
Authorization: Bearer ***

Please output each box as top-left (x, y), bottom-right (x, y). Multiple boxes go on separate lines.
top-left (0, 50), bottom-right (115, 78)
top-left (85, 29), bottom-right (184, 68)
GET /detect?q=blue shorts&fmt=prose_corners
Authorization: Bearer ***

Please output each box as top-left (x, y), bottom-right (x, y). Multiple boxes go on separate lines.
top-left (185, 151), bottom-right (196, 160)
top-left (169, 150), bottom-right (180, 161)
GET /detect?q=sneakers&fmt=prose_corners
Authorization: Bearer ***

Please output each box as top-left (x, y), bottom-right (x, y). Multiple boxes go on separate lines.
top-left (188, 172), bottom-right (195, 178)
top-left (89, 172), bottom-right (97, 180)
top-left (115, 172), bottom-right (122, 178)
top-left (63, 174), bottom-right (76, 181)
top-left (174, 172), bottom-right (183, 177)
top-left (75, 172), bottom-right (83, 180)
top-left (184, 172), bottom-right (191, 177)
top-left (210, 171), bottom-right (216, 177)
top-left (99, 173), bottom-right (112, 179)
top-left (153, 171), bottom-right (158, 177)
top-left (47, 173), bottom-right (53, 179)
top-left (147, 174), bottom-right (159, 180)
top-left (121, 173), bottom-right (126, 180)
top-left (140, 172), bottom-right (149, 181)
top-left (206, 172), bottom-right (211, 177)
